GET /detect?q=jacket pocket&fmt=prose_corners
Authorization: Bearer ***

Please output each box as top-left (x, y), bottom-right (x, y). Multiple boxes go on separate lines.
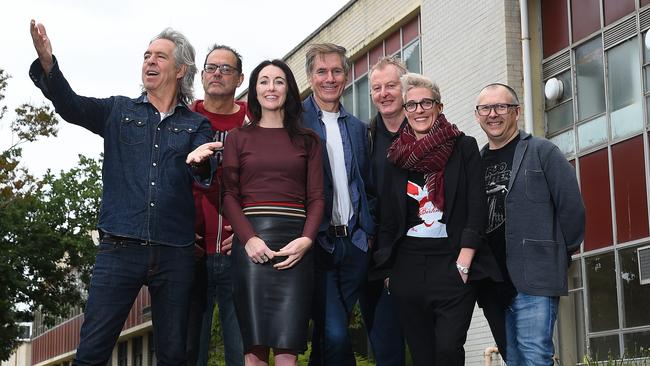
top-left (169, 123), bottom-right (196, 152)
top-left (523, 239), bottom-right (562, 290)
top-left (119, 115), bottom-right (147, 145)
top-left (525, 169), bottom-right (550, 203)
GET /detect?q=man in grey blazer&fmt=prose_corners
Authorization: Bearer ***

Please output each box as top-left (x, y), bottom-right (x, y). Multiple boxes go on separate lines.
top-left (475, 83), bottom-right (585, 366)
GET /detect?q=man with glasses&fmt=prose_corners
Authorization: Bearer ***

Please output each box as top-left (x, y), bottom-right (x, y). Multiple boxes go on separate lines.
top-left (186, 44), bottom-right (247, 366)
top-left (301, 43), bottom-right (376, 366)
top-left (29, 21), bottom-right (220, 365)
top-left (475, 83), bottom-right (585, 366)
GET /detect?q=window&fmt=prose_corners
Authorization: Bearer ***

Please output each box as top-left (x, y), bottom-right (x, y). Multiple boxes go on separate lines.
top-left (586, 253), bottom-right (619, 333)
top-left (341, 15), bottom-right (420, 122)
top-left (607, 38), bottom-right (643, 139)
top-left (132, 336), bottom-right (143, 366)
top-left (619, 246), bottom-right (650, 328)
top-left (118, 341), bottom-right (127, 366)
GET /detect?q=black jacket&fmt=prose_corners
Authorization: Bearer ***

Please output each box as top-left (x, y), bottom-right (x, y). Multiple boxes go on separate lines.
top-left (371, 135), bottom-right (502, 282)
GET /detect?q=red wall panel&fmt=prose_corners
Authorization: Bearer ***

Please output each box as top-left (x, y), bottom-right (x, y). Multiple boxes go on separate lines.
top-left (571, 0), bottom-right (601, 42)
top-left (369, 43), bottom-right (384, 67)
top-left (579, 148), bottom-right (614, 251)
top-left (603, 0), bottom-right (635, 25)
top-left (402, 16), bottom-right (419, 44)
top-left (542, 0), bottom-right (570, 57)
top-left (385, 30), bottom-right (401, 56)
top-left (612, 136), bottom-right (649, 243)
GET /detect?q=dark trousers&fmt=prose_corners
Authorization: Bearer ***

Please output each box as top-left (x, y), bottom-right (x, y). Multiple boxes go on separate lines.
top-left (359, 279), bottom-right (405, 366)
top-left (476, 279), bottom-right (514, 361)
top-left (390, 250), bottom-right (476, 366)
top-left (309, 237), bottom-right (369, 366)
top-left (186, 257), bottom-right (207, 366)
top-left (74, 242), bottom-right (195, 366)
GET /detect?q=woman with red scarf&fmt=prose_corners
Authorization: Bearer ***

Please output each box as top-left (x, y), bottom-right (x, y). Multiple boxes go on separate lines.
top-left (371, 73), bottom-right (501, 366)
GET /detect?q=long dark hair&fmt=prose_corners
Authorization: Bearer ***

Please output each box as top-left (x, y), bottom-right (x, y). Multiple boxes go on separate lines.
top-left (247, 59), bottom-right (315, 148)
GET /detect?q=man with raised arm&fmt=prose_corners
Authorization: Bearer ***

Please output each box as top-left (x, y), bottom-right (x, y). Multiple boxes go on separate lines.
top-left (29, 20), bottom-right (219, 365)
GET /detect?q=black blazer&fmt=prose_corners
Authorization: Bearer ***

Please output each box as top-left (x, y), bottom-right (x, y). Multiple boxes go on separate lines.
top-left (371, 135), bottom-right (502, 282)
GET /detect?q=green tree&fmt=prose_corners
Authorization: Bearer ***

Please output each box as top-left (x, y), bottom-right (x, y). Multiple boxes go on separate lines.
top-left (0, 69), bottom-right (101, 360)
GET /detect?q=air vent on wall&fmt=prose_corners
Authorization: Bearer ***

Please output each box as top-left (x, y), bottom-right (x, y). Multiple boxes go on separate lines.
top-left (542, 50), bottom-right (570, 80)
top-left (604, 16), bottom-right (637, 49)
top-left (639, 245), bottom-right (650, 285)
top-left (641, 7), bottom-right (650, 31)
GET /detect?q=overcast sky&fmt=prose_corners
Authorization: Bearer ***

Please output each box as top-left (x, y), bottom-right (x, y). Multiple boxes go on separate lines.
top-left (1, 0), bottom-right (349, 177)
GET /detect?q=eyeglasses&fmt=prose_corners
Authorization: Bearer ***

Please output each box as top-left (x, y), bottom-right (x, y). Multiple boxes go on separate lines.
top-left (204, 63), bottom-right (238, 75)
top-left (475, 103), bottom-right (519, 116)
top-left (403, 98), bottom-right (438, 113)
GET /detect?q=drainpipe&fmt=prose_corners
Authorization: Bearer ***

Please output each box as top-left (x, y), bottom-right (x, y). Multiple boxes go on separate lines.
top-left (520, 0), bottom-right (534, 134)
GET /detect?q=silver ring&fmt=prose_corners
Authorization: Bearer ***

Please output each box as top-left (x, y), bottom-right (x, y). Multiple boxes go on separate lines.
top-left (261, 255), bottom-right (268, 262)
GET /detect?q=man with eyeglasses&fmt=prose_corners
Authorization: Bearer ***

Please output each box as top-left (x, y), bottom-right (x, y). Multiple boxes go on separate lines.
top-left (301, 43), bottom-right (376, 366)
top-left (186, 44), bottom-right (248, 366)
top-left (475, 83), bottom-right (585, 366)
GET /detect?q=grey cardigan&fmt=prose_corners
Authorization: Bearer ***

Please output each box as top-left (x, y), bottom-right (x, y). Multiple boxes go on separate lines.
top-left (481, 130), bottom-right (585, 297)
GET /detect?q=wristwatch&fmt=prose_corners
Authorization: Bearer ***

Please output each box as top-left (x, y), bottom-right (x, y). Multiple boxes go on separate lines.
top-left (456, 263), bottom-right (470, 274)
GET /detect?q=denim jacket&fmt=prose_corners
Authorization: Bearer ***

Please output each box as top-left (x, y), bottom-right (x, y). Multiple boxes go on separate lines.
top-left (29, 57), bottom-right (215, 247)
top-left (301, 95), bottom-right (376, 253)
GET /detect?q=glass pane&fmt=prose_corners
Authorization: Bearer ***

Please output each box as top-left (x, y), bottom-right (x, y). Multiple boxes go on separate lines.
top-left (647, 96), bottom-right (650, 126)
top-left (619, 246), bottom-right (650, 327)
top-left (589, 334), bottom-right (621, 360)
top-left (354, 75), bottom-right (370, 122)
top-left (623, 331), bottom-right (650, 358)
top-left (578, 115), bottom-right (607, 151)
top-left (607, 38), bottom-right (643, 139)
top-left (547, 101), bottom-right (574, 135)
top-left (586, 252), bottom-right (619, 332)
top-left (403, 39), bottom-right (421, 73)
top-left (341, 86), bottom-right (353, 114)
top-left (645, 31), bottom-right (650, 63)
top-left (576, 37), bottom-right (606, 121)
top-left (558, 290), bottom-right (587, 365)
top-left (550, 129), bottom-right (575, 155)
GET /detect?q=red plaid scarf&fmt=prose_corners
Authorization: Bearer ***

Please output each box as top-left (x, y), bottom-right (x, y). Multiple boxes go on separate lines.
top-left (387, 113), bottom-right (462, 211)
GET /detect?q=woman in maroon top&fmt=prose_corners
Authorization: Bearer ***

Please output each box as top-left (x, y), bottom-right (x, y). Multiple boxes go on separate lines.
top-left (222, 59), bottom-right (324, 366)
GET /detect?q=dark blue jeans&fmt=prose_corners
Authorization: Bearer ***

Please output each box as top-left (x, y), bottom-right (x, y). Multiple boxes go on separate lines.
top-left (309, 237), bottom-right (369, 366)
top-left (74, 242), bottom-right (194, 366)
top-left (197, 254), bottom-right (243, 366)
top-left (359, 279), bottom-right (405, 366)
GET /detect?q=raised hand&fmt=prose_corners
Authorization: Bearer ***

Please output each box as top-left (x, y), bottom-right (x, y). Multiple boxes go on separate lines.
top-left (29, 20), bottom-right (53, 73)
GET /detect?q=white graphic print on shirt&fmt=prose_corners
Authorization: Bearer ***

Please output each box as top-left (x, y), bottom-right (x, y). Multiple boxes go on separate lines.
top-left (406, 179), bottom-right (447, 238)
top-left (484, 162), bottom-right (510, 234)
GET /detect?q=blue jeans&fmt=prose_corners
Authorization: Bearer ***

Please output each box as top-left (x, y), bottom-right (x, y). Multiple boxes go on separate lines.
top-left (359, 279), bottom-right (405, 366)
top-left (309, 237), bottom-right (369, 366)
top-left (197, 254), bottom-right (243, 366)
top-left (74, 242), bottom-right (194, 366)
top-left (505, 292), bottom-right (559, 366)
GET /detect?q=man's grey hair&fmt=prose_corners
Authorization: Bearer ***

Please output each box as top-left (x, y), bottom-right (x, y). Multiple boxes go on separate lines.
top-left (369, 55), bottom-right (408, 82)
top-left (150, 27), bottom-right (197, 105)
top-left (400, 73), bottom-right (441, 102)
top-left (305, 43), bottom-right (351, 76)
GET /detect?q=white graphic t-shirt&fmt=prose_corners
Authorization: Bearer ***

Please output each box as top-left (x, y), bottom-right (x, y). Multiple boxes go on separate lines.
top-left (405, 173), bottom-right (447, 238)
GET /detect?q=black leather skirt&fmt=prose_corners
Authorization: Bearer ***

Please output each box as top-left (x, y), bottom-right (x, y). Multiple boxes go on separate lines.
top-left (232, 214), bottom-right (313, 353)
